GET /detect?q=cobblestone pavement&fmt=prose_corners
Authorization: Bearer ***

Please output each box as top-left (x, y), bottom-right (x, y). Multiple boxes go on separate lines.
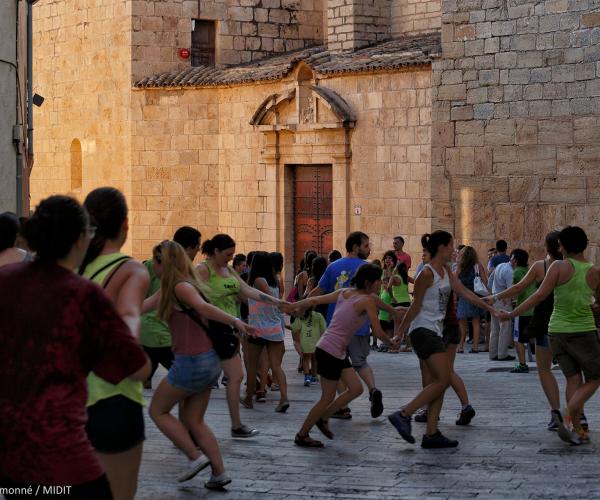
top-left (138, 340), bottom-right (600, 499)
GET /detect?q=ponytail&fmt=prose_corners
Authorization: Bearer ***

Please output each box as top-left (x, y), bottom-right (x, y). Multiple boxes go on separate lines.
top-left (421, 230), bottom-right (453, 258)
top-left (201, 233), bottom-right (235, 256)
top-left (79, 187), bottom-right (128, 275)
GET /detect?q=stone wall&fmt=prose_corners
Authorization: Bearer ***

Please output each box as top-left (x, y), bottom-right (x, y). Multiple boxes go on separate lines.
top-left (327, 0), bottom-right (391, 52)
top-left (391, 0), bottom-right (441, 37)
top-left (129, 87), bottom-right (222, 258)
top-left (191, 0), bottom-right (323, 67)
top-left (432, 0), bottom-right (600, 259)
top-left (131, 68), bottom-right (432, 268)
top-left (31, 0), bottom-right (133, 212)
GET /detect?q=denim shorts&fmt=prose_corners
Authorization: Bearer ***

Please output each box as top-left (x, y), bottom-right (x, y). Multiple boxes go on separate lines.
top-left (167, 350), bottom-right (221, 393)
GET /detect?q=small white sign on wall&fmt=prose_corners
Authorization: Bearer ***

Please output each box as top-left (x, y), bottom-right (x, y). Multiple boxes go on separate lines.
top-left (353, 205), bottom-right (362, 215)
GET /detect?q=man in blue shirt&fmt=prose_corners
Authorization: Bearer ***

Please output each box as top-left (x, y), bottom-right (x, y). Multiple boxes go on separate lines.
top-left (309, 231), bottom-right (385, 419)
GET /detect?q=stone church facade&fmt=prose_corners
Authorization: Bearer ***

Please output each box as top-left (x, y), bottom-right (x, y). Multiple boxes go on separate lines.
top-left (31, 0), bottom-right (599, 276)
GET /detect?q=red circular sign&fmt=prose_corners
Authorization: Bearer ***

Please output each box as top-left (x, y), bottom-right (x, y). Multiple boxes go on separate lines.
top-left (179, 48), bottom-right (190, 59)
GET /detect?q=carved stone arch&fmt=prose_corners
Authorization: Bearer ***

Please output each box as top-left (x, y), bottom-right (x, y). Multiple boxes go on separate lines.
top-left (249, 84), bottom-right (355, 130)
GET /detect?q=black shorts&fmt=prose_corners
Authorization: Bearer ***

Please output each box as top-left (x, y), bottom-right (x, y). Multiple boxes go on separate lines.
top-left (86, 395), bottom-right (145, 454)
top-left (0, 475), bottom-right (112, 499)
top-left (517, 316), bottom-right (533, 343)
top-left (409, 327), bottom-right (447, 360)
top-left (247, 336), bottom-right (269, 346)
top-left (143, 345), bottom-right (174, 377)
top-left (315, 347), bottom-right (352, 381)
top-left (442, 324), bottom-right (460, 346)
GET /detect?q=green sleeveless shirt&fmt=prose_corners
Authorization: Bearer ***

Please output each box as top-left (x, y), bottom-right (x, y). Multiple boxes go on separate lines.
top-left (202, 261), bottom-right (241, 317)
top-left (83, 253), bottom-right (145, 407)
top-left (548, 258), bottom-right (596, 333)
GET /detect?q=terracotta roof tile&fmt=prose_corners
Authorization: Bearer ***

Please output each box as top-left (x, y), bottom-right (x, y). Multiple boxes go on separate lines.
top-left (134, 31), bottom-right (440, 89)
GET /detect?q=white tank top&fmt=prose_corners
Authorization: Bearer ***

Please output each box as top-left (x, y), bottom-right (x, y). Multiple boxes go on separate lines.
top-left (409, 264), bottom-right (451, 336)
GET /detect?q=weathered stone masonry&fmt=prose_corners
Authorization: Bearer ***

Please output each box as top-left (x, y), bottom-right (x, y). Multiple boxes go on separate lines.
top-left (432, 0), bottom-right (600, 260)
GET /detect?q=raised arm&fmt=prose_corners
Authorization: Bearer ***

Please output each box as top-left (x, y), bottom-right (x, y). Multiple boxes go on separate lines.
top-left (295, 289), bottom-right (343, 310)
top-left (175, 282), bottom-right (257, 336)
top-left (493, 260), bottom-right (543, 302)
top-left (509, 261), bottom-right (561, 318)
top-left (232, 272), bottom-right (284, 306)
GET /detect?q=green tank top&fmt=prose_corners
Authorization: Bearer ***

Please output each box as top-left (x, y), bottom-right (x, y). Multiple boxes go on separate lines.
top-left (392, 274), bottom-right (411, 304)
top-left (379, 288), bottom-right (393, 321)
top-left (140, 260), bottom-right (172, 348)
top-left (548, 258), bottom-right (596, 333)
top-left (202, 261), bottom-right (241, 317)
top-left (83, 253), bottom-right (145, 407)
top-left (513, 266), bottom-right (536, 317)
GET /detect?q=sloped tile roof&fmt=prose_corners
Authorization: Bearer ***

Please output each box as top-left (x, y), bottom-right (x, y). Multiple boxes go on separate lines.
top-left (134, 31), bottom-right (440, 89)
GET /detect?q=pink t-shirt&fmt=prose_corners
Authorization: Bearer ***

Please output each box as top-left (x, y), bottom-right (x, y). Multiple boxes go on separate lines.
top-left (316, 290), bottom-right (368, 359)
top-left (396, 250), bottom-right (412, 270)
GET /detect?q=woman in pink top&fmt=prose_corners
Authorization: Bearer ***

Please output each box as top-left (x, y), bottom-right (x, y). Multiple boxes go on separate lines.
top-left (290, 264), bottom-right (401, 447)
top-left (147, 241), bottom-right (258, 489)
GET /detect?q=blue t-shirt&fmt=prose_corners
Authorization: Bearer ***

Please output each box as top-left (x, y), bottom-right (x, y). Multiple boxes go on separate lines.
top-left (318, 256), bottom-right (370, 336)
top-left (490, 253), bottom-right (510, 269)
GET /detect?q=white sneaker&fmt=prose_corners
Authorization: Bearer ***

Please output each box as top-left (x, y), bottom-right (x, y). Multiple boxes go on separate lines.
top-left (177, 454), bottom-right (211, 482)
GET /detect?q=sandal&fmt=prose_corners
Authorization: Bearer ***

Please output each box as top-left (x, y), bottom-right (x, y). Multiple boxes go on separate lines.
top-left (457, 347), bottom-right (464, 353)
top-left (316, 418), bottom-right (334, 439)
top-left (275, 401), bottom-right (290, 413)
top-left (294, 433), bottom-right (324, 447)
top-left (470, 349), bottom-right (479, 353)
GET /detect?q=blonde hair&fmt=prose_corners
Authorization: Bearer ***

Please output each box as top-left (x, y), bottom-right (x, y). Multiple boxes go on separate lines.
top-left (157, 240), bottom-right (207, 321)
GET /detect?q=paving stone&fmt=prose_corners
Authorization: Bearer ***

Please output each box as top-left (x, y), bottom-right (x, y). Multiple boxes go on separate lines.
top-left (137, 339), bottom-right (600, 498)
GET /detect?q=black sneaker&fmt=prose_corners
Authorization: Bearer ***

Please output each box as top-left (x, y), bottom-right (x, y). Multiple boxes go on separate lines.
top-left (414, 408), bottom-right (428, 423)
top-left (388, 411), bottom-right (415, 444)
top-left (421, 431), bottom-right (459, 449)
top-left (221, 376), bottom-right (229, 386)
top-left (231, 425), bottom-right (259, 438)
top-left (548, 410), bottom-right (561, 432)
top-left (455, 405), bottom-right (476, 426)
top-left (370, 389), bottom-right (384, 418)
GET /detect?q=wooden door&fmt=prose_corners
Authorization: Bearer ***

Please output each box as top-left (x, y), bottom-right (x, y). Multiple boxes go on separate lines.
top-left (293, 165), bottom-right (333, 271)
top-left (191, 20), bottom-right (215, 67)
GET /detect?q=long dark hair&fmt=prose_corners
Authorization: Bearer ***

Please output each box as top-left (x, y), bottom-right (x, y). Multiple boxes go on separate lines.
top-left (458, 246), bottom-right (478, 274)
top-left (270, 252), bottom-right (284, 273)
top-left (421, 231), bottom-right (452, 258)
top-left (350, 263), bottom-right (381, 289)
top-left (23, 196), bottom-right (89, 262)
top-left (249, 251), bottom-right (277, 287)
top-left (80, 187), bottom-right (128, 274)
top-left (395, 262), bottom-right (409, 285)
top-left (545, 230), bottom-right (562, 260)
top-left (310, 256), bottom-right (327, 283)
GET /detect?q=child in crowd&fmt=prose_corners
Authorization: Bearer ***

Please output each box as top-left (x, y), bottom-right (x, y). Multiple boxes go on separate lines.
top-left (291, 308), bottom-right (327, 386)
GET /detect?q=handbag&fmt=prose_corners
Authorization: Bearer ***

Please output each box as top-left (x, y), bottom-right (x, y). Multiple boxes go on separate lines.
top-left (473, 265), bottom-right (488, 296)
top-left (175, 293), bottom-right (239, 360)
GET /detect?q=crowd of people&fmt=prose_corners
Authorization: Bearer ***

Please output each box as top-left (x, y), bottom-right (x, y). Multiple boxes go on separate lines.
top-left (0, 188), bottom-right (599, 499)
